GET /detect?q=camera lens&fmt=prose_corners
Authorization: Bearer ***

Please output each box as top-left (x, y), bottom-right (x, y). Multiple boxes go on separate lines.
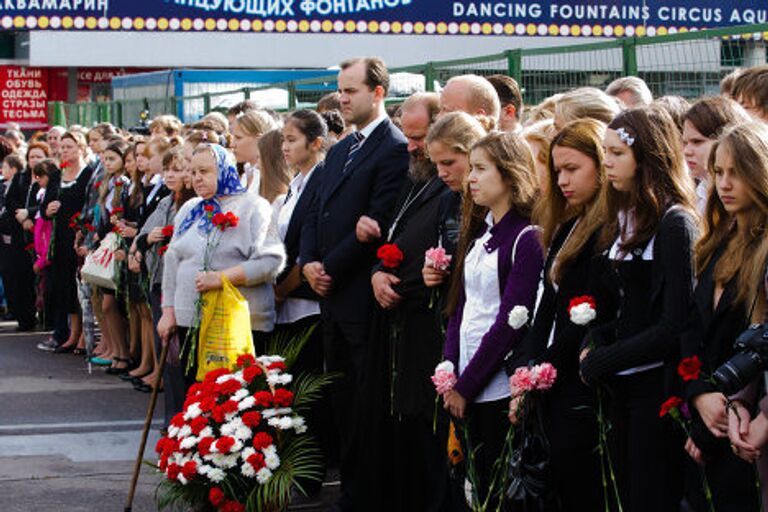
top-left (714, 351), bottom-right (763, 396)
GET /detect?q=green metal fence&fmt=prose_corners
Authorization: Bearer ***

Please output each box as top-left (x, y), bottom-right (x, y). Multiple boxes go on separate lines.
top-left (49, 22), bottom-right (768, 128)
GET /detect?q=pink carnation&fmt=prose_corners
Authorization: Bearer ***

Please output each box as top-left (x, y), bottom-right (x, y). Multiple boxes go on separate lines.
top-left (509, 367), bottom-right (534, 396)
top-left (425, 247), bottom-right (452, 271)
top-left (532, 363), bottom-right (557, 390)
top-left (431, 361), bottom-right (457, 394)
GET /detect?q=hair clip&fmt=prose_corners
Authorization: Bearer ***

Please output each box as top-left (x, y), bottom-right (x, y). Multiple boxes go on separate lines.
top-left (616, 127), bottom-right (635, 146)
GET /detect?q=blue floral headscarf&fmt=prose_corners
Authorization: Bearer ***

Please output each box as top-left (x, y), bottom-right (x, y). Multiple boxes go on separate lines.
top-left (177, 144), bottom-right (246, 235)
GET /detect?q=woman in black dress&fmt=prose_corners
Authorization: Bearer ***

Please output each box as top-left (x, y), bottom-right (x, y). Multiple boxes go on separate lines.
top-left (41, 131), bottom-right (93, 350)
top-left (579, 108), bottom-right (698, 512)
top-left (507, 119), bottom-right (611, 511)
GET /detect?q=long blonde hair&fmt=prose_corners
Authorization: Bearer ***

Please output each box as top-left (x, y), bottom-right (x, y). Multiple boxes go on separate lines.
top-left (696, 122), bottom-right (768, 321)
top-left (536, 119), bottom-right (606, 284)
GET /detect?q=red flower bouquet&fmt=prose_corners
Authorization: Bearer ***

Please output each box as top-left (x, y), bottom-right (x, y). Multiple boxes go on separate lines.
top-left (377, 243), bottom-right (404, 269)
top-left (155, 355), bottom-right (324, 512)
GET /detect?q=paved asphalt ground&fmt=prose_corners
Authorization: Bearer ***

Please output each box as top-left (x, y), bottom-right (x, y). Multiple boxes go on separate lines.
top-left (0, 322), bottom-right (338, 512)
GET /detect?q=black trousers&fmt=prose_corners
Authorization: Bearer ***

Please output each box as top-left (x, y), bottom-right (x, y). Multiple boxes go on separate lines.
top-left (684, 442), bottom-right (759, 512)
top-left (462, 398), bottom-right (510, 508)
top-left (610, 368), bottom-right (683, 512)
top-left (150, 285), bottom-right (186, 428)
top-left (0, 242), bottom-right (36, 329)
top-left (321, 314), bottom-right (369, 506)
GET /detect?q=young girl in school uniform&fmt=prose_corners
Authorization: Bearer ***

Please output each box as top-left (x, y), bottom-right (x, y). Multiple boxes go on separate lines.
top-left (442, 131), bottom-right (543, 506)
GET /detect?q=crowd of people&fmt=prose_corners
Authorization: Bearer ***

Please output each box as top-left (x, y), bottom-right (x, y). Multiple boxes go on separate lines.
top-left (1, 58), bottom-right (768, 512)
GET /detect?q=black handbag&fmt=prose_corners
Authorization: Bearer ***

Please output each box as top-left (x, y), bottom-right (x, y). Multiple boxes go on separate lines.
top-left (505, 398), bottom-right (553, 511)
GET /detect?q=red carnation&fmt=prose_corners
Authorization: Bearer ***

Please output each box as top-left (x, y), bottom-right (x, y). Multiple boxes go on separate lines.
top-left (243, 365), bottom-right (263, 383)
top-left (93, 180), bottom-right (101, 189)
top-left (155, 437), bottom-right (169, 454)
top-left (85, 223), bottom-right (95, 232)
top-left (215, 436), bottom-right (236, 454)
top-left (212, 212), bottom-right (225, 226)
top-left (254, 391), bottom-right (273, 407)
top-left (677, 356), bottom-right (702, 382)
top-left (221, 501), bottom-right (245, 512)
top-left (377, 243), bottom-right (404, 269)
top-left (204, 368), bottom-right (231, 383)
top-left (60, 160), bottom-right (70, 169)
top-left (659, 396), bottom-right (683, 418)
top-left (181, 460), bottom-right (197, 480)
top-left (242, 411), bottom-right (262, 428)
top-left (237, 354), bottom-right (255, 367)
top-left (224, 211), bottom-right (239, 228)
top-left (568, 295), bottom-right (597, 311)
top-left (161, 224), bottom-right (174, 237)
top-left (189, 416), bottom-right (209, 435)
top-left (158, 244), bottom-right (169, 256)
top-left (221, 400), bottom-right (238, 414)
top-left (170, 412), bottom-right (186, 428)
top-left (203, 204), bottom-right (215, 213)
top-left (166, 463), bottom-right (181, 481)
top-left (247, 452), bottom-right (266, 470)
top-left (216, 379), bottom-right (241, 396)
top-left (252, 432), bottom-right (273, 450)
top-left (197, 436), bottom-right (215, 457)
top-left (112, 207), bottom-right (125, 214)
top-left (268, 361), bottom-right (287, 372)
top-left (70, 212), bottom-right (81, 222)
top-left (273, 388), bottom-right (294, 407)
top-left (208, 487), bottom-right (225, 507)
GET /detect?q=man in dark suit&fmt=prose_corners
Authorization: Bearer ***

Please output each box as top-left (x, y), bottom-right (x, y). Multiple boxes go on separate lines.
top-left (299, 57), bottom-right (409, 511)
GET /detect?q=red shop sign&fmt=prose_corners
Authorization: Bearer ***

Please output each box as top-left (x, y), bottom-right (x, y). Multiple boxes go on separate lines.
top-left (0, 66), bottom-right (49, 130)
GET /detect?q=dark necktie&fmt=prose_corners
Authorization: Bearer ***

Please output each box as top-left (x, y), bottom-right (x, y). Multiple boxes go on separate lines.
top-left (343, 132), bottom-right (365, 174)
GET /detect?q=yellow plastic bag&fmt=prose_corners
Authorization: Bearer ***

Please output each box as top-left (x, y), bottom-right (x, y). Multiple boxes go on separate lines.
top-left (195, 275), bottom-right (255, 381)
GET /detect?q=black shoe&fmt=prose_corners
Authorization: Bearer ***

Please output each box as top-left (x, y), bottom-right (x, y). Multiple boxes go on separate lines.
top-left (15, 324), bottom-right (36, 332)
top-left (133, 382), bottom-right (152, 393)
top-left (53, 344), bottom-right (75, 354)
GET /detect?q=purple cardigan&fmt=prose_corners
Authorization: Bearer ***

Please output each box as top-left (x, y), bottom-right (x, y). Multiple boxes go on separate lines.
top-left (444, 210), bottom-right (544, 402)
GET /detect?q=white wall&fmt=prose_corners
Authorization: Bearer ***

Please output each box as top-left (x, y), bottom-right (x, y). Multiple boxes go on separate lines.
top-left (29, 30), bottom-right (602, 68)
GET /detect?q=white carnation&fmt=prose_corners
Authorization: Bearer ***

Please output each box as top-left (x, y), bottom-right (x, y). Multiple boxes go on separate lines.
top-left (434, 360), bottom-right (454, 374)
top-left (569, 303), bottom-right (596, 326)
top-left (183, 402), bottom-right (202, 420)
top-left (241, 462), bottom-right (256, 478)
top-left (264, 450), bottom-right (280, 470)
top-left (198, 426), bottom-right (213, 439)
top-left (177, 425), bottom-right (192, 439)
top-left (197, 464), bottom-right (213, 476)
top-left (232, 388), bottom-right (249, 402)
top-left (256, 467), bottom-right (273, 484)
top-left (237, 396), bottom-right (256, 411)
top-left (221, 417), bottom-right (245, 437)
top-left (178, 474), bottom-right (188, 485)
top-left (235, 425), bottom-right (253, 441)
top-left (292, 416), bottom-right (307, 433)
top-left (215, 374), bottom-right (238, 384)
top-left (507, 305), bottom-right (530, 330)
top-left (207, 468), bottom-right (226, 483)
top-left (179, 436), bottom-right (198, 450)
top-left (168, 425), bottom-right (180, 438)
top-left (241, 447), bottom-right (256, 461)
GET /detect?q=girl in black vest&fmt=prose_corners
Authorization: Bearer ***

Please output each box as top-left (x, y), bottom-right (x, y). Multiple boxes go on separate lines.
top-left (681, 122), bottom-right (767, 511)
top-left (580, 107), bottom-right (698, 512)
top-left (508, 119), bottom-right (611, 511)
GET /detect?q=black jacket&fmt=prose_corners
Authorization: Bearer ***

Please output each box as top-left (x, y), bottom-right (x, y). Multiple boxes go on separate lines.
top-left (581, 208), bottom-right (698, 382)
top-left (299, 117), bottom-right (409, 321)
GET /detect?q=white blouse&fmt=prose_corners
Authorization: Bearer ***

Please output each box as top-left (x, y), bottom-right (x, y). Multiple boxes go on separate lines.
top-left (273, 167), bottom-right (320, 325)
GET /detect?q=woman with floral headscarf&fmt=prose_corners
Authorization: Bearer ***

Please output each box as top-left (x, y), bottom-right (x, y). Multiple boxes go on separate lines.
top-left (157, 144), bottom-right (285, 391)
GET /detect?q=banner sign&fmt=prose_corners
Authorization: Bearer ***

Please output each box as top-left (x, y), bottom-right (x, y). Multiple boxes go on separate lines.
top-left (0, 1), bottom-right (765, 37)
top-left (0, 66), bottom-right (48, 130)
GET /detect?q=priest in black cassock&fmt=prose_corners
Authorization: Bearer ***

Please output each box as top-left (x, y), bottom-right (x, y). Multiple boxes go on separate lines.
top-left (353, 93), bottom-right (458, 511)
